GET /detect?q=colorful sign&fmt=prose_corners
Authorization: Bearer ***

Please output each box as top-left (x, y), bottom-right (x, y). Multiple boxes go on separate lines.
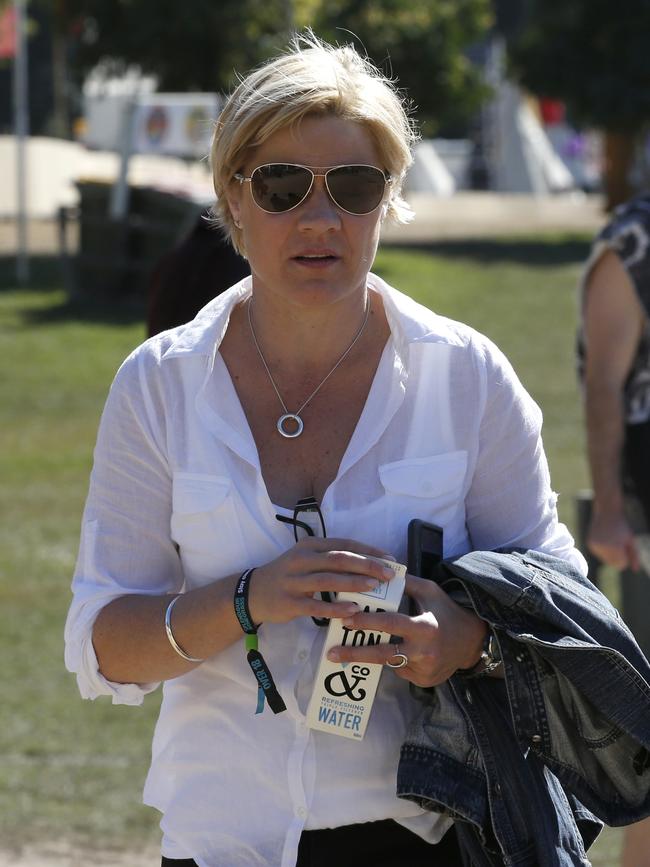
top-left (84, 93), bottom-right (220, 157)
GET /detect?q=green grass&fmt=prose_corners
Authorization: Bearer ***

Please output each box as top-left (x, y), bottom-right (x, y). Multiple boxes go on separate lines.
top-left (0, 243), bottom-right (622, 863)
top-left (0, 277), bottom-right (161, 852)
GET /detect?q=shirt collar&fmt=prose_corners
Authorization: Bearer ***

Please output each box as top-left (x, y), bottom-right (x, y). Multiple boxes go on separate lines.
top-left (158, 271), bottom-right (465, 483)
top-left (160, 276), bottom-right (252, 362)
top-left (368, 272), bottom-right (467, 360)
top-left (160, 271), bottom-right (464, 367)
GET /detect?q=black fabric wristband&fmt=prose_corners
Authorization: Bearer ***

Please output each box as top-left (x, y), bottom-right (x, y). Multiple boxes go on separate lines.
top-left (234, 568), bottom-right (259, 634)
top-left (247, 648), bottom-right (287, 715)
top-left (233, 568), bottom-right (286, 715)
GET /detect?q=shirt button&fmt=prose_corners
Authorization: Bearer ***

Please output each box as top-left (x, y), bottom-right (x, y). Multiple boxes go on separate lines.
top-left (296, 806), bottom-right (307, 819)
top-left (515, 654), bottom-right (525, 663)
top-left (298, 649), bottom-right (308, 661)
top-left (465, 689), bottom-right (473, 704)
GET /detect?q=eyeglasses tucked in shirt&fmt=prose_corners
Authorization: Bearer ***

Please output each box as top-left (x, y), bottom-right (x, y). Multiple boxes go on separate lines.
top-left (276, 496), bottom-right (332, 626)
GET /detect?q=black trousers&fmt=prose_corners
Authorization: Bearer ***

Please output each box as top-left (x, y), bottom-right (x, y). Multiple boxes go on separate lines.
top-left (161, 818), bottom-right (463, 866)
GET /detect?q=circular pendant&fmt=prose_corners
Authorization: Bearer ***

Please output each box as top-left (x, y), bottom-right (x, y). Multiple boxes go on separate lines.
top-left (277, 413), bottom-right (304, 438)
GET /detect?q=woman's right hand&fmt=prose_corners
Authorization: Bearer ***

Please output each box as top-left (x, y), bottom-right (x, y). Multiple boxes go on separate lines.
top-left (247, 538), bottom-right (396, 626)
top-left (91, 539), bottom-right (396, 685)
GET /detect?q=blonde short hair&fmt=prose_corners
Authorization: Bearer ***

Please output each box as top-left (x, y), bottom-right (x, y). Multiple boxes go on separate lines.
top-left (210, 32), bottom-right (418, 255)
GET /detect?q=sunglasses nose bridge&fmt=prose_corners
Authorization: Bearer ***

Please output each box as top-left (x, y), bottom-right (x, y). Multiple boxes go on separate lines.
top-left (297, 171), bottom-right (342, 221)
top-left (304, 171), bottom-right (329, 201)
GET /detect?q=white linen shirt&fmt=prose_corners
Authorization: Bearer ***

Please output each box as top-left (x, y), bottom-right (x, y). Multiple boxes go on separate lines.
top-left (64, 274), bottom-right (586, 867)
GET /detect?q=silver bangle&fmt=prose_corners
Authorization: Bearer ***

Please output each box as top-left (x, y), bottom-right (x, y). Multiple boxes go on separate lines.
top-left (164, 595), bottom-right (204, 663)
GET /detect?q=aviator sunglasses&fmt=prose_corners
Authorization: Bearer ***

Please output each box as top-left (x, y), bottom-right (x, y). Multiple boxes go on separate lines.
top-left (234, 163), bottom-right (391, 216)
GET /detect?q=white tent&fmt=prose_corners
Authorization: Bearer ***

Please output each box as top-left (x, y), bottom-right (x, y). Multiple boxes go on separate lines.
top-left (492, 81), bottom-right (575, 195)
top-left (404, 140), bottom-right (456, 196)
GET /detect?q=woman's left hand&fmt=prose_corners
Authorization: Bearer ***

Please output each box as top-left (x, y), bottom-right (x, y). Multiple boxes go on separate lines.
top-left (326, 574), bottom-right (487, 687)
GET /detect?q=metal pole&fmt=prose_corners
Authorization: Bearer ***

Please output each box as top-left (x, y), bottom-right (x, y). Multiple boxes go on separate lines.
top-left (109, 98), bottom-right (135, 220)
top-left (14, 0), bottom-right (29, 283)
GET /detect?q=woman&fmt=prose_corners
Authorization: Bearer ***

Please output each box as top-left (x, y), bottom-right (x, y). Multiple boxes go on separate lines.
top-left (65, 34), bottom-right (586, 866)
top-left (577, 195), bottom-right (650, 867)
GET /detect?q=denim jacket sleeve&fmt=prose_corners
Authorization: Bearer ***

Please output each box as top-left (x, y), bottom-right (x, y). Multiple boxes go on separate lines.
top-left (441, 548), bottom-right (650, 826)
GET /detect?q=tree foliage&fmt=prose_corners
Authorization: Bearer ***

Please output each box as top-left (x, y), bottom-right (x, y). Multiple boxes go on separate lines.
top-left (43, 0), bottom-right (295, 93)
top-left (311, 0), bottom-right (494, 136)
top-left (507, 0), bottom-right (650, 133)
top-left (43, 0), bottom-right (492, 137)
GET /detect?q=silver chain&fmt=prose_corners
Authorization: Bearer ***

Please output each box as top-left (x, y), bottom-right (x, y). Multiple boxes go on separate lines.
top-left (247, 295), bottom-right (370, 433)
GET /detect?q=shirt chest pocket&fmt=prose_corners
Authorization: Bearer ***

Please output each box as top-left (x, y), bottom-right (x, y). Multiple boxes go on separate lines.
top-left (171, 472), bottom-right (246, 582)
top-left (378, 451), bottom-right (468, 552)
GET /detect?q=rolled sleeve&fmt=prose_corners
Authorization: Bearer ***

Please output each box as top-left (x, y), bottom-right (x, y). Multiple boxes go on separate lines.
top-left (64, 346), bottom-right (184, 701)
top-left (64, 581), bottom-right (161, 705)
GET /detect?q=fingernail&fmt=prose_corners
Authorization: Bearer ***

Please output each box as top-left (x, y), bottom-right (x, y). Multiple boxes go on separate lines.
top-left (341, 617), bottom-right (355, 627)
top-left (382, 567), bottom-right (395, 580)
top-left (365, 578), bottom-right (380, 589)
top-left (327, 649), bottom-right (340, 662)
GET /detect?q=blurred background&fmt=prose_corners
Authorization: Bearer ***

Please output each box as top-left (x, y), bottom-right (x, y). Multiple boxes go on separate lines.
top-left (5, 0), bottom-right (650, 290)
top-left (2, 1), bottom-right (649, 864)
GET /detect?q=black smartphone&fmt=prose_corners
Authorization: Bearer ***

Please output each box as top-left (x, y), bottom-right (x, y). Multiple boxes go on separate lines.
top-left (407, 519), bottom-right (444, 581)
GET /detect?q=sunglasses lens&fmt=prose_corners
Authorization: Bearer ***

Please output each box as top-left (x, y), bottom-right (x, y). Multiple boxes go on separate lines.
top-left (251, 164), bottom-right (313, 213)
top-left (326, 165), bottom-right (386, 214)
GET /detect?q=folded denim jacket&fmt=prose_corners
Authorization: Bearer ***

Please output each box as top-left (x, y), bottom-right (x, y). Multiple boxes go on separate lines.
top-left (396, 549), bottom-right (650, 866)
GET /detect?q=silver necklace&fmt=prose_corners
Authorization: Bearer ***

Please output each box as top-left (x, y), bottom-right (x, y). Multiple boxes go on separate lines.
top-left (247, 296), bottom-right (370, 439)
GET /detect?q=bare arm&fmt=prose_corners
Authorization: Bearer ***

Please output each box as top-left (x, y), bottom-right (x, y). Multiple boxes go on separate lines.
top-left (583, 249), bottom-right (645, 570)
top-left (92, 574), bottom-right (245, 684)
top-left (92, 538), bottom-right (395, 685)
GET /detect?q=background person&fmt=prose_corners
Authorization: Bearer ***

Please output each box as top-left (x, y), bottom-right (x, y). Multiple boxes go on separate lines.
top-left (578, 194), bottom-right (650, 867)
top-left (146, 216), bottom-right (249, 337)
top-left (65, 34), bottom-right (586, 867)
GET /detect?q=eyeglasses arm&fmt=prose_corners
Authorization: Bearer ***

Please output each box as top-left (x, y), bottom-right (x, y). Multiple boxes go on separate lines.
top-left (275, 513), bottom-right (315, 538)
top-left (275, 512), bottom-right (332, 627)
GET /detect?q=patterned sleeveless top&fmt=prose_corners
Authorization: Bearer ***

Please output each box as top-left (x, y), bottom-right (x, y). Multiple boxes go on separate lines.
top-left (577, 194), bottom-right (650, 424)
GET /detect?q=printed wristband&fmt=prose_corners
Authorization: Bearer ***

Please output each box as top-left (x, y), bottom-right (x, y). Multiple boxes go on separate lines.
top-left (233, 568), bottom-right (286, 715)
top-left (233, 568), bottom-right (260, 634)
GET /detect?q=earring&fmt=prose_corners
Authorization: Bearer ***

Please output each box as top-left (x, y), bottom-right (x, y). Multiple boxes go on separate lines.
top-left (234, 219), bottom-right (242, 229)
